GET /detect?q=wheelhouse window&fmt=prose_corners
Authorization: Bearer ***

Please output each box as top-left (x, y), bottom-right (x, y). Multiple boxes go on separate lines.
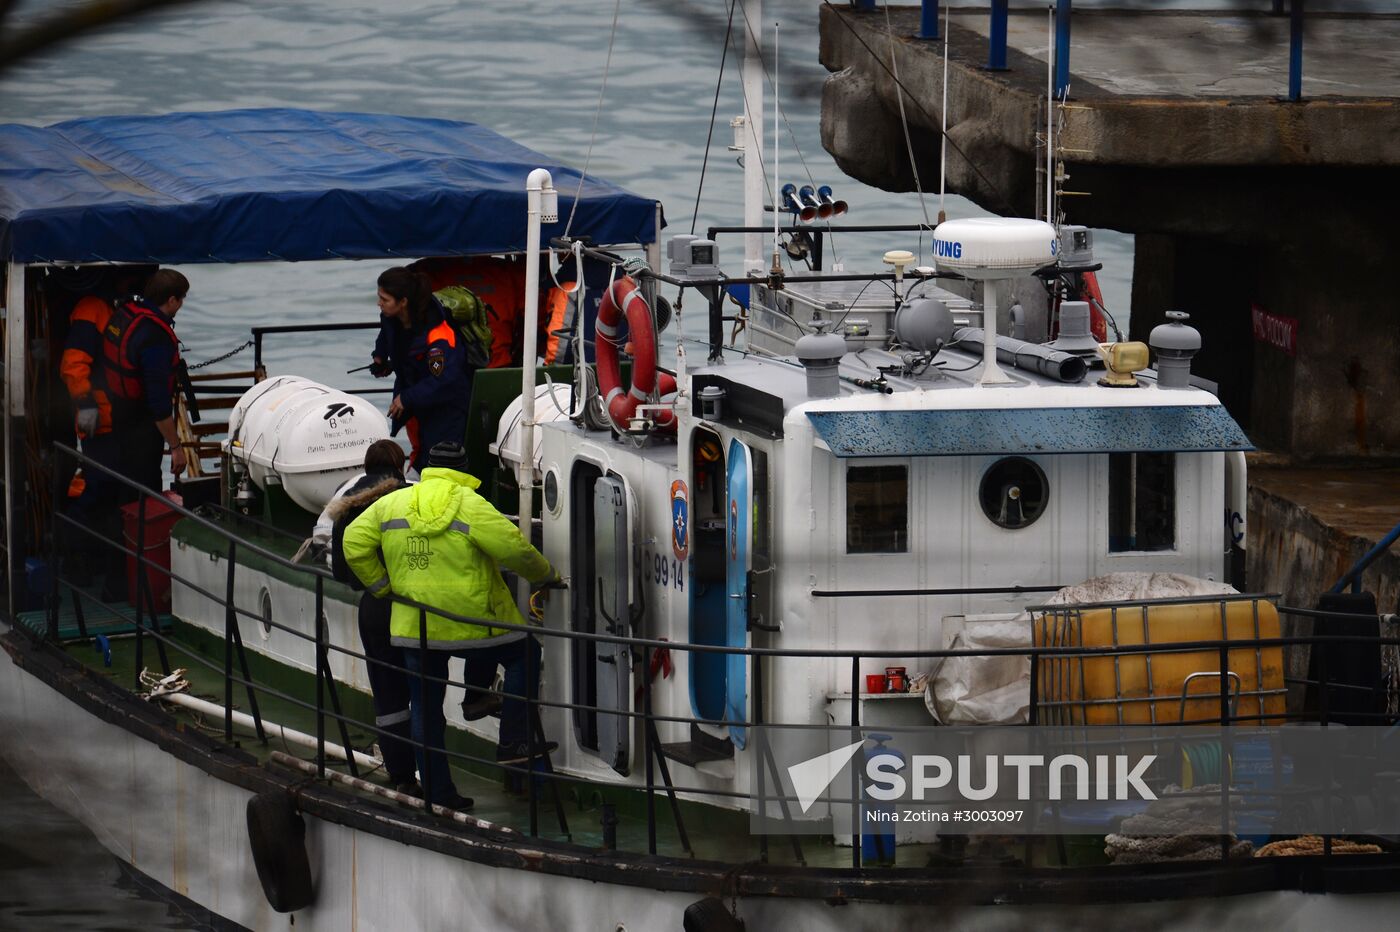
top-left (1108, 452), bottom-right (1176, 552)
top-left (846, 464), bottom-right (907, 554)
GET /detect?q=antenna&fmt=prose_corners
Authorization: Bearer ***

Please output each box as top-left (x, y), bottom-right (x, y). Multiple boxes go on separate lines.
top-left (938, 0), bottom-right (950, 225)
top-left (1045, 4), bottom-right (1054, 226)
top-left (772, 19), bottom-right (781, 269)
top-left (740, 0), bottom-right (764, 273)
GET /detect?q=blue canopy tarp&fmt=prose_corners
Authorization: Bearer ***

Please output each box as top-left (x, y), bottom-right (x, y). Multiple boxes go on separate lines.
top-left (0, 109), bottom-right (661, 264)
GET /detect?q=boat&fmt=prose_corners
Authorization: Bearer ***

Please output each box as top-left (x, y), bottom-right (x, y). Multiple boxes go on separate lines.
top-left (4, 42), bottom-right (1400, 932)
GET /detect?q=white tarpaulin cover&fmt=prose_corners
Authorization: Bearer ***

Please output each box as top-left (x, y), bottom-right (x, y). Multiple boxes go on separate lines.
top-left (926, 572), bottom-right (1237, 725)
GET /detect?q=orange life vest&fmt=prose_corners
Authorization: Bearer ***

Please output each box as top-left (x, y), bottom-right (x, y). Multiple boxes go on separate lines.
top-left (100, 299), bottom-right (179, 402)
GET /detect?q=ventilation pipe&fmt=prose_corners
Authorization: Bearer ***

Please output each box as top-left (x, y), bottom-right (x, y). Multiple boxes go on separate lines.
top-left (1047, 300), bottom-right (1100, 355)
top-left (795, 330), bottom-right (847, 398)
top-left (1149, 310), bottom-right (1202, 389)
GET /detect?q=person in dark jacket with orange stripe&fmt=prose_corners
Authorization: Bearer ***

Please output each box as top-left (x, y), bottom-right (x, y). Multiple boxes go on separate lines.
top-left (370, 266), bottom-right (473, 473)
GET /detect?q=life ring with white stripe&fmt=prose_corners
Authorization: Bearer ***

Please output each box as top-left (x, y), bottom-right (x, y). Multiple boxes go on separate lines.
top-left (595, 276), bottom-right (676, 432)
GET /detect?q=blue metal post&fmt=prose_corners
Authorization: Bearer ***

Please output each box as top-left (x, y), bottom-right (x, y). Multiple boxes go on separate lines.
top-left (920, 0), bottom-right (940, 40)
top-left (853, 0), bottom-right (875, 11)
top-left (1289, 0), bottom-right (1304, 102)
top-left (1329, 517), bottom-right (1400, 594)
top-left (1055, 0), bottom-right (1072, 98)
top-left (987, 0), bottom-right (1008, 71)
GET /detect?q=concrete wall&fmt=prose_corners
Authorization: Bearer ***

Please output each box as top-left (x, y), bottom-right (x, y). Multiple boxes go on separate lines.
top-left (818, 6), bottom-right (1400, 459)
top-left (1249, 478), bottom-right (1400, 713)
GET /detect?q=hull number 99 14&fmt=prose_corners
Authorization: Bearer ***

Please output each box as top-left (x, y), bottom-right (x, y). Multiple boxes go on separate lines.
top-left (641, 548), bottom-right (685, 592)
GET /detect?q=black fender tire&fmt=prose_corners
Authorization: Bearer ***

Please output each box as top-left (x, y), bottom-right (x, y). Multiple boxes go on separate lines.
top-left (246, 789), bottom-right (315, 912)
top-left (682, 896), bottom-right (744, 932)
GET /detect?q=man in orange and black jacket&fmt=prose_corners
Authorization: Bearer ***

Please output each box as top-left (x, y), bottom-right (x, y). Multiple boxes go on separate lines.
top-left (61, 269), bottom-right (190, 598)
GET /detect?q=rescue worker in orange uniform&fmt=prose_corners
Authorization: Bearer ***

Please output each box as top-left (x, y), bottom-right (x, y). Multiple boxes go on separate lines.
top-left (370, 266), bottom-right (473, 473)
top-left (61, 269), bottom-right (190, 598)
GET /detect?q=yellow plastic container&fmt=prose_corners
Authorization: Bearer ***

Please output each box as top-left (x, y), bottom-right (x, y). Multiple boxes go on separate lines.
top-left (1034, 599), bottom-right (1285, 725)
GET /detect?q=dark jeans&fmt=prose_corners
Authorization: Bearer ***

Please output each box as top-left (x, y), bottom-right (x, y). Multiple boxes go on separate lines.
top-left (402, 636), bottom-right (541, 804)
top-left (357, 592), bottom-right (416, 784)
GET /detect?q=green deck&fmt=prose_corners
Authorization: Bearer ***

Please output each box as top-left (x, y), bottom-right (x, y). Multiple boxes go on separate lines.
top-left (15, 587), bottom-right (173, 641)
top-left (65, 622), bottom-right (838, 863)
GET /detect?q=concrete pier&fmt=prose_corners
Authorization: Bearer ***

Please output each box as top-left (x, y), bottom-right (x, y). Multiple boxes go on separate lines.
top-left (820, 5), bottom-right (1400, 460)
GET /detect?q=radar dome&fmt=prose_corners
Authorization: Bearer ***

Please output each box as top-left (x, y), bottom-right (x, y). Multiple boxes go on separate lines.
top-left (933, 218), bottom-right (1059, 280)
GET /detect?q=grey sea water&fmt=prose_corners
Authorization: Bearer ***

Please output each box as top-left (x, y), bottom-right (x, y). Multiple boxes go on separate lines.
top-left (0, 0), bottom-right (1138, 925)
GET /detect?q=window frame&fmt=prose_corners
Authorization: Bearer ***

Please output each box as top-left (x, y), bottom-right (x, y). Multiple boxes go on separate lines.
top-left (843, 458), bottom-right (911, 555)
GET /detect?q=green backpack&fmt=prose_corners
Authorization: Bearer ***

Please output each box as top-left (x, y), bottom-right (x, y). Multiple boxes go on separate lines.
top-left (435, 285), bottom-right (491, 369)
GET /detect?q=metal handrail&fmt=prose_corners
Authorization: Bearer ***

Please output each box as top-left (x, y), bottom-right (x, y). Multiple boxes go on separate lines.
top-left (26, 441), bottom-right (1398, 867)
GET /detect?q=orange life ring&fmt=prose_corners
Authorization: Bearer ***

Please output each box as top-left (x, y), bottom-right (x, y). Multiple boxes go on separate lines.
top-left (595, 276), bottom-right (676, 432)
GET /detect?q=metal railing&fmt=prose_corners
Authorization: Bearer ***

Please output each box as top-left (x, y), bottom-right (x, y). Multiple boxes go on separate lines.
top-left (849, 2), bottom-right (1318, 102)
top-left (20, 442), bottom-right (1400, 872)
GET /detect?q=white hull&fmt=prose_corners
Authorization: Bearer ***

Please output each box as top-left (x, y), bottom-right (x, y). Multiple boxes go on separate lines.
top-left (3, 623), bottom-right (1398, 930)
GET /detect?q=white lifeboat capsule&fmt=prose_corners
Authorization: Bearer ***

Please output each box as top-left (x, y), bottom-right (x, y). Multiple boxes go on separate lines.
top-left (225, 376), bottom-right (391, 512)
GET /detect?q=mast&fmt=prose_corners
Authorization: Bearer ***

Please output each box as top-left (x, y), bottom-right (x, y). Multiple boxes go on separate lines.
top-left (519, 169), bottom-right (557, 605)
top-left (741, 0), bottom-right (764, 274)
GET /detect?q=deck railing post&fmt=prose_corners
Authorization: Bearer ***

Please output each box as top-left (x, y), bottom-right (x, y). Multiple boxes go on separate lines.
top-left (1218, 638), bottom-right (1232, 861)
top-left (755, 647), bottom-right (767, 863)
top-left (45, 446), bottom-right (62, 642)
top-left (1028, 644), bottom-right (1039, 725)
top-left (706, 286), bottom-right (725, 363)
top-left (1318, 640), bottom-right (1332, 857)
top-left (1288, 0), bottom-right (1304, 101)
top-left (133, 490), bottom-right (171, 675)
top-left (227, 553), bottom-right (266, 743)
top-left (223, 539), bottom-right (236, 742)
top-left (314, 579), bottom-right (325, 778)
top-left (527, 631), bottom-right (539, 838)
top-left (850, 654), bottom-right (861, 870)
top-left (132, 494), bottom-right (147, 689)
top-left (987, 0), bottom-right (1008, 71)
top-left (643, 642), bottom-right (656, 855)
top-left (920, 0), bottom-right (940, 40)
top-left (313, 573), bottom-right (358, 777)
top-left (1055, 0), bottom-right (1072, 98)
top-left (418, 604), bottom-right (432, 808)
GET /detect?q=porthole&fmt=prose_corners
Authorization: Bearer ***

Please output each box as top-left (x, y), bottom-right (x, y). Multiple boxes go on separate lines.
top-left (978, 457), bottom-right (1048, 530)
top-left (259, 588), bottom-right (273, 640)
top-left (543, 467), bottom-right (562, 515)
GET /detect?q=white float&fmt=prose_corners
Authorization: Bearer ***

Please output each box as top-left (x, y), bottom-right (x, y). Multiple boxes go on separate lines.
top-left (491, 382), bottom-right (576, 480)
top-left (225, 376), bottom-right (390, 512)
